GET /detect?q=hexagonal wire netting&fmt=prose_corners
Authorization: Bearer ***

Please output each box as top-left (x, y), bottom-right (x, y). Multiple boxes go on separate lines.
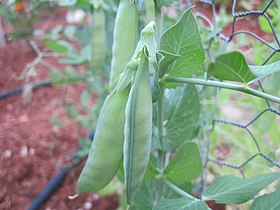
top-left (196, 0), bottom-right (280, 193)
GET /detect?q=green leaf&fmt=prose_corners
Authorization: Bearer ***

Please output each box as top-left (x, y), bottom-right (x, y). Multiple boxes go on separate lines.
top-left (158, 50), bottom-right (180, 78)
top-left (161, 84), bottom-right (200, 151)
top-left (250, 190), bottom-right (280, 210)
top-left (155, 0), bottom-right (174, 9)
top-left (42, 38), bottom-right (70, 54)
top-left (258, 16), bottom-right (272, 33)
top-left (160, 8), bottom-right (205, 79)
top-left (207, 51), bottom-right (255, 84)
top-left (164, 142), bottom-right (203, 184)
top-left (130, 178), bottom-right (181, 210)
top-left (249, 60), bottom-right (280, 83)
top-left (202, 173), bottom-right (280, 204)
top-left (153, 197), bottom-right (210, 210)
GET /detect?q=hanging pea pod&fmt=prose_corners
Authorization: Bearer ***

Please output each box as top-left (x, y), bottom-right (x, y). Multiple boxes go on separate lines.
top-left (115, 21), bottom-right (157, 92)
top-left (91, 3), bottom-right (107, 71)
top-left (109, 0), bottom-right (138, 90)
top-left (123, 48), bottom-right (153, 204)
top-left (77, 87), bottom-right (129, 193)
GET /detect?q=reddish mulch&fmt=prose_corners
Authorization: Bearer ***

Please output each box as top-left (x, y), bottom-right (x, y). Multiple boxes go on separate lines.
top-left (0, 9), bottom-right (118, 210)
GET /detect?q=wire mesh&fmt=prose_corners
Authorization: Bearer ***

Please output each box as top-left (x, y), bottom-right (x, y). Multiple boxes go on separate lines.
top-left (197, 0), bottom-right (280, 186)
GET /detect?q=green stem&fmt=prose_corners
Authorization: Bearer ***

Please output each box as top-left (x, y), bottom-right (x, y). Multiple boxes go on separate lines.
top-left (154, 5), bottom-right (162, 48)
top-left (157, 83), bottom-right (165, 168)
top-left (164, 77), bottom-right (280, 104)
top-left (164, 179), bottom-right (195, 200)
top-left (155, 4), bottom-right (164, 202)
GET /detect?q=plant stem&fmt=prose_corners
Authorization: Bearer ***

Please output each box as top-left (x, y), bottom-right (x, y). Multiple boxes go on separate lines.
top-left (164, 179), bottom-right (195, 200)
top-left (155, 4), bottom-right (164, 203)
top-left (157, 83), bottom-right (165, 168)
top-left (164, 77), bottom-right (280, 104)
top-left (155, 5), bottom-right (162, 48)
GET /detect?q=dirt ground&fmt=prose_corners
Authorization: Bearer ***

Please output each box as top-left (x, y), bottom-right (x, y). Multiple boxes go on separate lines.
top-left (0, 8), bottom-right (118, 210)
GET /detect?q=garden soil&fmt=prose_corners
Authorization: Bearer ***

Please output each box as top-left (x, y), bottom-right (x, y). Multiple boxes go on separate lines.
top-left (0, 8), bottom-right (118, 210)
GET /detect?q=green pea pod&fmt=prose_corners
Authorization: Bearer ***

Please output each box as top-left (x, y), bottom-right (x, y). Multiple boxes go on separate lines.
top-left (92, 7), bottom-right (107, 70)
top-left (77, 88), bottom-right (129, 193)
top-left (109, 0), bottom-right (138, 90)
top-left (123, 49), bottom-right (153, 204)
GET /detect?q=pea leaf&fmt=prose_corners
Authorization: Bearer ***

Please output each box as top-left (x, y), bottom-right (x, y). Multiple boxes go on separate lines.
top-left (153, 197), bottom-right (210, 210)
top-left (160, 8), bottom-right (205, 80)
top-left (202, 173), bottom-right (280, 204)
top-left (155, 0), bottom-right (175, 9)
top-left (161, 84), bottom-right (200, 151)
top-left (208, 52), bottom-right (280, 84)
top-left (207, 51), bottom-right (255, 84)
top-left (158, 50), bottom-right (180, 78)
top-left (42, 38), bottom-right (72, 54)
top-left (250, 190), bottom-right (280, 210)
top-left (249, 60), bottom-right (280, 83)
top-left (164, 142), bottom-right (203, 184)
top-left (130, 178), bottom-right (183, 210)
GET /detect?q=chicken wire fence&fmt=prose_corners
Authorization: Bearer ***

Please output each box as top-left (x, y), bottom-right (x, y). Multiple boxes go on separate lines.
top-left (195, 0), bottom-right (280, 190)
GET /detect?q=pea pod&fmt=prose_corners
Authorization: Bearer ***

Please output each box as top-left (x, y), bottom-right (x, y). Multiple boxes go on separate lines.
top-left (109, 0), bottom-right (138, 90)
top-left (77, 88), bottom-right (129, 193)
top-left (91, 7), bottom-right (107, 70)
top-left (123, 49), bottom-right (153, 204)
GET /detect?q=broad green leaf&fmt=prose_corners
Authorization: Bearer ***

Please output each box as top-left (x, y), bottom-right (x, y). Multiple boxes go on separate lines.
top-left (164, 142), bottom-right (203, 184)
top-left (207, 51), bottom-right (255, 83)
top-left (250, 190), bottom-right (280, 210)
top-left (249, 60), bottom-right (280, 83)
top-left (202, 173), bottom-right (280, 204)
top-left (155, 0), bottom-right (174, 9)
top-left (161, 84), bottom-right (200, 151)
top-left (160, 8), bottom-right (205, 79)
top-left (42, 38), bottom-right (70, 54)
top-left (158, 50), bottom-right (180, 78)
top-left (153, 197), bottom-right (210, 210)
top-left (130, 178), bottom-right (181, 210)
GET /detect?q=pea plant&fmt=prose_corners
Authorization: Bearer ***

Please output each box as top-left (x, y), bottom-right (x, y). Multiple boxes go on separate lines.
top-left (74, 0), bottom-right (280, 209)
